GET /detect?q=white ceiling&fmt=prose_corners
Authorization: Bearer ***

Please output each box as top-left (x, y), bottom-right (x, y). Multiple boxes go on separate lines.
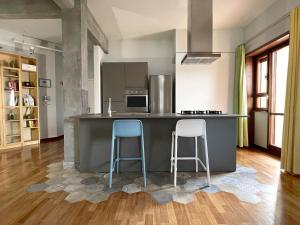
top-left (89, 0), bottom-right (277, 39)
top-left (0, 0), bottom-right (277, 43)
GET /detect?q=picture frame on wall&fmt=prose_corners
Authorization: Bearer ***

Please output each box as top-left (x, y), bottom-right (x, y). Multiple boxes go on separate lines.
top-left (39, 78), bottom-right (51, 88)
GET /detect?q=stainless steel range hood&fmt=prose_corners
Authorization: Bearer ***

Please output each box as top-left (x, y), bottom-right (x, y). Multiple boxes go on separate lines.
top-left (181, 0), bottom-right (221, 64)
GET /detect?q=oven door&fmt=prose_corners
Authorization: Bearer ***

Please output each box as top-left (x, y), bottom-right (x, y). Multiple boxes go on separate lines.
top-left (125, 95), bottom-right (148, 112)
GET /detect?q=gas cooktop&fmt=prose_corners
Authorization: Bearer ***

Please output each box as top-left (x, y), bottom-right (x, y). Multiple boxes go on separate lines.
top-left (180, 110), bottom-right (223, 115)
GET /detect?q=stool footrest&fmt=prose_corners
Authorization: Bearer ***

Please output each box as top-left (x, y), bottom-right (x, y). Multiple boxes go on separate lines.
top-left (171, 157), bottom-right (207, 170)
top-left (116, 157), bottom-right (142, 161)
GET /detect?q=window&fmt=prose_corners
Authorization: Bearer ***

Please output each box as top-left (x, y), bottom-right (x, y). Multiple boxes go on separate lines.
top-left (255, 56), bottom-right (269, 109)
top-left (269, 45), bottom-right (289, 148)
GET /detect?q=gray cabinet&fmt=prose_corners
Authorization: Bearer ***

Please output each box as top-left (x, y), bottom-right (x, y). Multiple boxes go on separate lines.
top-left (102, 62), bottom-right (148, 113)
top-left (125, 62), bottom-right (148, 89)
top-left (103, 101), bottom-right (125, 113)
top-left (102, 63), bottom-right (125, 101)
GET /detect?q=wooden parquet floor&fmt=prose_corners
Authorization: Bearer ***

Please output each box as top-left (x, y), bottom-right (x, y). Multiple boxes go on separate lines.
top-left (0, 139), bottom-right (300, 225)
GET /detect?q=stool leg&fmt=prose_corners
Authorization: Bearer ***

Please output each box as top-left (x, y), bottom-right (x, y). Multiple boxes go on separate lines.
top-left (174, 135), bottom-right (178, 187)
top-left (170, 132), bottom-right (174, 173)
top-left (140, 135), bottom-right (147, 188)
top-left (204, 134), bottom-right (211, 186)
top-left (109, 136), bottom-right (116, 189)
top-left (116, 137), bottom-right (120, 174)
top-left (195, 136), bottom-right (198, 172)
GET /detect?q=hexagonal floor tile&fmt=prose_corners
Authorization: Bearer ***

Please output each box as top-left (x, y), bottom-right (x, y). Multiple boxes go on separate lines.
top-left (122, 183), bottom-right (142, 194)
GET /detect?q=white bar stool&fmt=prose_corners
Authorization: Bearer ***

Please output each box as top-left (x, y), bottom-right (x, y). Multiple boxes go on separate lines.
top-left (170, 119), bottom-right (211, 187)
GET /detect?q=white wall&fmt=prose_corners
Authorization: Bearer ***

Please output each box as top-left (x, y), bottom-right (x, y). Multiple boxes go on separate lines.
top-left (245, 0), bottom-right (300, 52)
top-left (0, 28), bottom-right (63, 138)
top-left (175, 29), bottom-right (244, 113)
top-left (103, 31), bottom-right (175, 76)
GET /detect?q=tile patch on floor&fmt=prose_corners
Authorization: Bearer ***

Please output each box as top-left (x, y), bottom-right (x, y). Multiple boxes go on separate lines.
top-left (27, 162), bottom-right (277, 205)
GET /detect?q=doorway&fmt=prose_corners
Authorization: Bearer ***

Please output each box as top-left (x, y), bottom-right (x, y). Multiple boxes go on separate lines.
top-left (252, 42), bottom-right (289, 155)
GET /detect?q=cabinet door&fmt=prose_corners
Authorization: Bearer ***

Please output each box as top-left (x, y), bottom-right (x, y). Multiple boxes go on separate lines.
top-left (124, 62), bottom-right (148, 89)
top-left (103, 101), bottom-right (125, 113)
top-left (102, 63), bottom-right (125, 101)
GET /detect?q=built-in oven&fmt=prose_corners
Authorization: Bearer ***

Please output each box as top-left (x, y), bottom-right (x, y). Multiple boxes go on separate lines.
top-left (125, 89), bottom-right (148, 112)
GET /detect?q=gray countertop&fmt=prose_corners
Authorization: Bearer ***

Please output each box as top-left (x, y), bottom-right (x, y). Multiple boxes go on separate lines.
top-left (74, 113), bottom-right (247, 119)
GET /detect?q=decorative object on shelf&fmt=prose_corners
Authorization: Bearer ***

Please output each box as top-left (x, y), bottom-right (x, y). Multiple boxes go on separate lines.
top-left (23, 107), bottom-right (35, 119)
top-left (25, 120), bottom-right (37, 128)
top-left (6, 80), bottom-right (19, 91)
top-left (23, 94), bottom-right (35, 106)
top-left (6, 90), bottom-right (18, 106)
top-left (39, 78), bottom-right (51, 88)
top-left (22, 81), bottom-right (32, 87)
top-left (2, 60), bottom-right (9, 67)
top-left (21, 63), bottom-right (37, 72)
top-left (7, 111), bottom-right (16, 120)
top-left (9, 59), bottom-right (18, 68)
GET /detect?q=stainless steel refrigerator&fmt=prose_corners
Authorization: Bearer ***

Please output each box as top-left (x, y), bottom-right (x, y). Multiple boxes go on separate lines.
top-left (149, 75), bottom-right (173, 113)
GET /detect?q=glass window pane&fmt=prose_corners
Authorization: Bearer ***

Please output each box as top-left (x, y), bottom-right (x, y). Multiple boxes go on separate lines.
top-left (271, 115), bottom-right (284, 148)
top-left (257, 96), bottom-right (268, 108)
top-left (257, 59), bottom-right (268, 94)
top-left (272, 46), bottom-right (289, 113)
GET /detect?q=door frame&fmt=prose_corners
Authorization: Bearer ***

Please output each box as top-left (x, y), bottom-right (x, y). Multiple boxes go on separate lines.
top-left (246, 34), bottom-right (289, 156)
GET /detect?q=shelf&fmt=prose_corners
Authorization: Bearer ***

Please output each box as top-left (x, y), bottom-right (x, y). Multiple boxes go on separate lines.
top-left (24, 139), bottom-right (39, 143)
top-left (4, 90), bottom-right (19, 93)
top-left (6, 134), bottom-right (21, 137)
top-left (3, 74), bottom-right (19, 78)
top-left (1, 52), bottom-right (40, 149)
top-left (22, 86), bottom-right (36, 89)
top-left (4, 106), bottom-right (19, 109)
top-left (22, 70), bottom-right (37, 73)
top-left (2, 66), bottom-right (20, 71)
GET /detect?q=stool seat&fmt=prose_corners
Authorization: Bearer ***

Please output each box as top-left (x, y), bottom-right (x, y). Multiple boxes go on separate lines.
top-left (109, 120), bottom-right (147, 189)
top-left (170, 119), bottom-right (210, 187)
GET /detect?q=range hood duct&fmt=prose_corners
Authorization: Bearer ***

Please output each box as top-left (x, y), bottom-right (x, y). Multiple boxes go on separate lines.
top-left (181, 0), bottom-right (221, 64)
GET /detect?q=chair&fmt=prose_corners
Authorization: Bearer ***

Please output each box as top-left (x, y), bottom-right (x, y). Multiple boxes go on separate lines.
top-left (170, 119), bottom-right (210, 187)
top-left (109, 120), bottom-right (147, 188)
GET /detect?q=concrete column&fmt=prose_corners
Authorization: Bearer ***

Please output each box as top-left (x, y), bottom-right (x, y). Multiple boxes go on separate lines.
top-left (93, 45), bottom-right (105, 113)
top-left (62, 0), bottom-right (88, 168)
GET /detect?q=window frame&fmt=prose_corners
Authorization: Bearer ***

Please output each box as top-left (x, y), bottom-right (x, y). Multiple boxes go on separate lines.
top-left (254, 54), bottom-right (269, 111)
top-left (253, 41), bottom-right (289, 153)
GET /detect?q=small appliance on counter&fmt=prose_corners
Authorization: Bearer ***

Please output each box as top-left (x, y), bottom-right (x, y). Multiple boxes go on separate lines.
top-left (149, 75), bottom-right (173, 113)
top-left (180, 110), bottom-right (223, 115)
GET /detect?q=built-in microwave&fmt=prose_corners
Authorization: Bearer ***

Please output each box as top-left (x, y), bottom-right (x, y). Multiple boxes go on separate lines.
top-left (125, 90), bottom-right (148, 112)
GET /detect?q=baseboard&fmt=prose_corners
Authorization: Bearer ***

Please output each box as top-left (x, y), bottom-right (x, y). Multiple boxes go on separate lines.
top-left (250, 144), bottom-right (281, 158)
top-left (63, 161), bottom-right (75, 169)
top-left (41, 135), bottom-right (64, 143)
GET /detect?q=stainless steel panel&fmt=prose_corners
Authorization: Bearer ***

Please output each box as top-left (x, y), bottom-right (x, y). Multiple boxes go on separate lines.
top-left (150, 75), bottom-right (173, 113)
top-left (188, 0), bottom-right (212, 53)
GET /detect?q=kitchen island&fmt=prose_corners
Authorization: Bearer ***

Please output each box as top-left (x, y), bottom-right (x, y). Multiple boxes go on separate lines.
top-left (75, 113), bottom-right (245, 172)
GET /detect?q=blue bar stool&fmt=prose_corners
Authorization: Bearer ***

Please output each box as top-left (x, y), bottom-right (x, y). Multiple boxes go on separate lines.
top-left (109, 120), bottom-right (147, 188)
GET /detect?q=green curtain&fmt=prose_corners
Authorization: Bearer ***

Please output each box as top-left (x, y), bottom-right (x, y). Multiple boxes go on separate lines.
top-left (233, 44), bottom-right (249, 147)
top-left (281, 7), bottom-right (300, 175)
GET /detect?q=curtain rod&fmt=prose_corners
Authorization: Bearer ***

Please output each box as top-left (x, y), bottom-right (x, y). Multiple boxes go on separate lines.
top-left (13, 39), bottom-right (63, 53)
top-left (22, 34), bottom-right (61, 46)
top-left (245, 13), bottom-right (290, 45)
